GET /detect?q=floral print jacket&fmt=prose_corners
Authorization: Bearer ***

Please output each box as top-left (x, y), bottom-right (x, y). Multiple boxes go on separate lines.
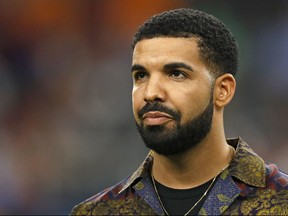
top-left (71, 137), bottom-right (288, 215)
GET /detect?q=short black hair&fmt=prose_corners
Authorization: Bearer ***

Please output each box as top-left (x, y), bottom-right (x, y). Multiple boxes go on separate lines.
top-left (132, 8), bottom-right (238, 77)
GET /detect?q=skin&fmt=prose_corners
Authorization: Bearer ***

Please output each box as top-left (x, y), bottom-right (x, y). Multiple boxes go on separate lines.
top-left (132, 37), bottom-right (236, 189)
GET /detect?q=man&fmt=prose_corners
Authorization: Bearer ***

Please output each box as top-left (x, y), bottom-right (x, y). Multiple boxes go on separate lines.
top-left (71, 8), bottom-right (288, 215)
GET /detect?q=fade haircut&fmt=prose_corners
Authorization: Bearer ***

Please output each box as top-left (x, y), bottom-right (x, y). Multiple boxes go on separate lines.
top-left (132, 8), bottom-right (238, 77)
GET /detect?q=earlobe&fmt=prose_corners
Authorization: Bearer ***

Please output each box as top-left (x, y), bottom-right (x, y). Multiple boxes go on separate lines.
top-left (214, 73), bottom-right (236, 108)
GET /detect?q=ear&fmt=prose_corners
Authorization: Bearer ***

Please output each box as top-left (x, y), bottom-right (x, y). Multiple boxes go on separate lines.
top-left (214, 73), bottom-right (236, 108)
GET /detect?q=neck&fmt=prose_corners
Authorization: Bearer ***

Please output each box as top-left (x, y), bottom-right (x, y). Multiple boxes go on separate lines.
top-left (152, 132), bottom-right (234, 189)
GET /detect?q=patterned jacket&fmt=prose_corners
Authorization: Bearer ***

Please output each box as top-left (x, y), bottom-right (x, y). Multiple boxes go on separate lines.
top-left (70, 137), bottom-right (288, 215)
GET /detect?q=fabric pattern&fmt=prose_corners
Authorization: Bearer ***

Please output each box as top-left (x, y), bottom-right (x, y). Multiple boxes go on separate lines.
top-left (70, 137), bottom-right (288, 215)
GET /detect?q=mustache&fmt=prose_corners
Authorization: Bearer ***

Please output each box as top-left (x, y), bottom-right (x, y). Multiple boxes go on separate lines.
top-left (138, 102), bottom-right (180, 121)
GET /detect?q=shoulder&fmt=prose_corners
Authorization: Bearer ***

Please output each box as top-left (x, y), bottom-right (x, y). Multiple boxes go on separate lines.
top-left (243, 164), bottom-right (288, 215)
top-left (70, 178), bottom-right (131, 216)
top-left (265, 163), bottom-right (288, 190)
top-left (70, 153), bottom-right (154, 215)
top-left (226, 163), bottom-right (288, 215)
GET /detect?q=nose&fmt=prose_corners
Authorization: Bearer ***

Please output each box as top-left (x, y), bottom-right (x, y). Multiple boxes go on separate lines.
top-left (144, 75), bottom-right (166, 103)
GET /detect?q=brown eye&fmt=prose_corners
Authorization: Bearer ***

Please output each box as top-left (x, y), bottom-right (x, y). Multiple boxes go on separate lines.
top-left (170, 70), bottom-right (186, 79)
top-left (134, 71), bottom-right (148, 81)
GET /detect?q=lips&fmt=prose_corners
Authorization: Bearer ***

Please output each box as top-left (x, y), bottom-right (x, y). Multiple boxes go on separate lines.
top-left (142, 111), bottom-right (173, 126)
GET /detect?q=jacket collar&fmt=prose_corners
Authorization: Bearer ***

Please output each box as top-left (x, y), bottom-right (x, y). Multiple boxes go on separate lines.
top-left (228, 137), bottom-right (266, 188)
top-left (200, 137), bottom-right (267, 215)
top-left (118, 137), bottom-right (267, 195)
top-left (118, 151), bottom-right (153, 195)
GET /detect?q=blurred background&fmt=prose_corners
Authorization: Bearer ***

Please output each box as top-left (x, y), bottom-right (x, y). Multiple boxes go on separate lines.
top-left (0, 0), bottom-right (287, 214)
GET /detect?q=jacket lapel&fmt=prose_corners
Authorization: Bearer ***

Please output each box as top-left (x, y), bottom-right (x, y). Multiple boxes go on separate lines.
top-left (199, 169), bottom-right (240, 215)
top-left (133, 175), bottom-right (164, 215)
top-left (199, 138), bottom-right (267, 215)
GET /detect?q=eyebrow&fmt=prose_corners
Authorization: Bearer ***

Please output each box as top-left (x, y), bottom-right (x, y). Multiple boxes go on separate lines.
top-left (163, 62), bottom-right (193, 71)
top-left (131, 64), bottom-right (146, 73)
top-left (131, 62), bottom-right (194, 73)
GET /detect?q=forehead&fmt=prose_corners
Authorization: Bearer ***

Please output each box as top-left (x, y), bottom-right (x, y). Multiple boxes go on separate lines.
top-left (132, 37), bottom-right (202, 66)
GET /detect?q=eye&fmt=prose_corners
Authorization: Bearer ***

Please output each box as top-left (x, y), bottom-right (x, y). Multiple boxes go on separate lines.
top-left (169, 70), bottom-right (187, 79)
top-left (133, 71), bottom-right (148, 81)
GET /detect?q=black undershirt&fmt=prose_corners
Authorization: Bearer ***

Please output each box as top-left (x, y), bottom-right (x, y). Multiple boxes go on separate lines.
top-left (154, 178), bottom-right (214, 215)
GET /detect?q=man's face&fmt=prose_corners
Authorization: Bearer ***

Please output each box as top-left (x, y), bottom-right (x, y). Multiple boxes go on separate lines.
top-left (131, 37), bottom-right (215, 155)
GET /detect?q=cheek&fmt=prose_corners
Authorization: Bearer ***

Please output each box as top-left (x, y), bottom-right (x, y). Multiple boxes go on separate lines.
top-left (132, 87), bottom-right (142, 122)
top-left (171, 87), bottom-right (211, 122)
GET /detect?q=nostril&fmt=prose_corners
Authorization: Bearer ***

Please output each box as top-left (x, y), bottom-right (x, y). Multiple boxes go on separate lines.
top-left (154, 97), bottom-right (163, 102)
top-left (144, 97), bottom-right (163, 103)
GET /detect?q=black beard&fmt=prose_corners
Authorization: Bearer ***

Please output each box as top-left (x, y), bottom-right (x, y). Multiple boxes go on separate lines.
top-left (136, 98), bottom-right (214, 156)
